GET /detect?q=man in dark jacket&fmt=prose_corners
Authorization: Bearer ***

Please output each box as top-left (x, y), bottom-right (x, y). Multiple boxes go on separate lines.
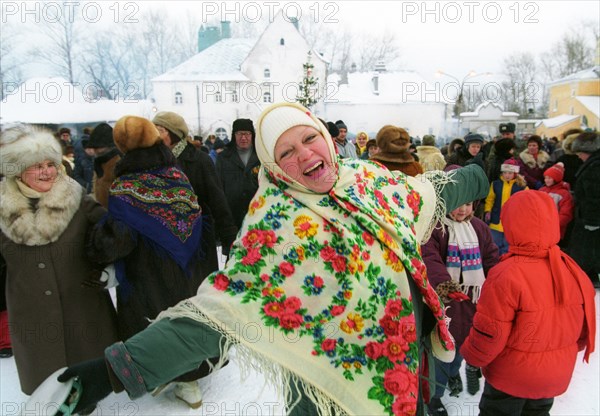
top-left (568, 132), bottom-right (600, 288)
top-left (215, 118), bottom-right (261, 229)
top-left (87, 123), bottom-right (121, 208)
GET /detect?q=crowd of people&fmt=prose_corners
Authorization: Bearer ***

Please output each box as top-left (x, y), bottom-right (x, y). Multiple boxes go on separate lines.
top-left (0, 106), bottom-right (597, 416)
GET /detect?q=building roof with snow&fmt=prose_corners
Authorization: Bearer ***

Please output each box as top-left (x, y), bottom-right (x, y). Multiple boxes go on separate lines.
top-left (329, 69), bottom-right (445, 104)
top-left (460, 101), bottom-right (519, 118)
top-left (537, 114), bottom-right (581, 129)
top-left (576, 96), bottom-right (600, 119)
top-left (548, 66), bottom-right (600, 86)
top-left (152, 38), bottom-right (256, 82)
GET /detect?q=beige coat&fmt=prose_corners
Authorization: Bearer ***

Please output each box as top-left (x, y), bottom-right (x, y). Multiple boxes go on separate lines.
top-left (416, 145), bottom-right (447, 172)
top-left (0, 176), bottom-right (118, 394)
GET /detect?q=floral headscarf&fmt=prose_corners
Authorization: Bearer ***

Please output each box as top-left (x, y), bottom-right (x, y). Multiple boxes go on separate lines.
top-left (159, 103), bottom-right (453, 415)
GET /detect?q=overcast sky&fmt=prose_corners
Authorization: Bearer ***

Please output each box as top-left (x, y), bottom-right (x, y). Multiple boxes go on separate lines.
top-left (3, 0), bottom-right (599, 84)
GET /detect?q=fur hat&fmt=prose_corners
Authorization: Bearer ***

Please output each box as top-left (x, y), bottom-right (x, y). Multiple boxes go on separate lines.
top-left (58, 127), bottom-right (71, 136)
top-left (373, 125), bottom-right (411, 162)
top-left (422, 135), bottom-right (436, 146)
top-left (544, 162), bottom-right (565, 183)
top-left (327, 122), bottom-right (339, 138)
top-left (87, 123), bottom-right (114, 149)
top-left (464, 133), bottom-right (484, 146)
top-left (0, 125), bottom-right (63, 177)
top-left (499, 122), bottom-right (516, 134)
top-left (335, 120), bottom-right (347, 130)
top-left (256, 103), bottom-right (321, 161)
top-left (232, 118), bottom-right (255, 137)
top-left (571, 132), bottom-right (600, 154)
top-left (494, 138), bottom-right (516, 157)
top-left (113, 116), bottom-right (161, 154)
top-left (501, 157), bottom-right (520, 173)
top-left (152, 111), bottom-right (189, 140)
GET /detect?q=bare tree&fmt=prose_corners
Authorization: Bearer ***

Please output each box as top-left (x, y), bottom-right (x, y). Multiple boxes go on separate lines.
top-left (357, 31), bottom-right (401, 71)
top-left (501, 52), bottom-right (538, 117)
top-left (1, 22), bottom-right (24, 100)
top-left (30, 2), bottom-right (83, 84)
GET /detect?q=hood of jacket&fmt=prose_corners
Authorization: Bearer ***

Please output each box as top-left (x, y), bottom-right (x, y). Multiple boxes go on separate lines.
top-left (501, 190), bottom-right (559, 251)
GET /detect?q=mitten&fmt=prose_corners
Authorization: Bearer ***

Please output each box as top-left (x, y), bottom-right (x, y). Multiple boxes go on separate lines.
top-left (435, 280), bottom-right (462, 304)
top-left (58, 358), bottom-right (113, 413)
top-left (81, 268), bottom-right (107, 289)
top-left (465, 363), bottom-right (482, 395)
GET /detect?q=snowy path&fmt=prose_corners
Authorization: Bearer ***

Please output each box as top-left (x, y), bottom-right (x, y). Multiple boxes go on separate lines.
top-left (1, 285), bottom-right (598, 415)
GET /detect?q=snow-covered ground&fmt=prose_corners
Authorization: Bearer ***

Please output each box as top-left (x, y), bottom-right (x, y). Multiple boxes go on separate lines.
top-left (1, 284), bottom-right (598, 415)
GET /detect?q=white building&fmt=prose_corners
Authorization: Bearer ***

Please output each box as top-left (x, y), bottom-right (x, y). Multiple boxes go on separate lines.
top-left (151, 13), bottom-right (327, 141)
top-left (459, 101), bottom-right (519, 138)
top-left (324, 65), bottom-right (451, 139)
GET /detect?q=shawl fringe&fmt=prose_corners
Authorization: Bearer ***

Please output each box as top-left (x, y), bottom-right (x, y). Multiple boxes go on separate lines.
top-left (420, 170), bottom-right (454, 243)
top-left (156, 300), bottom-right (349, 416)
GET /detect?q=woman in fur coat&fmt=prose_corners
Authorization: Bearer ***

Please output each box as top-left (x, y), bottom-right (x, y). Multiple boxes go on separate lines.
top-left (517, 135), bottom-right (550, 189)
top-left (0, 126), bottom-right (118, 395)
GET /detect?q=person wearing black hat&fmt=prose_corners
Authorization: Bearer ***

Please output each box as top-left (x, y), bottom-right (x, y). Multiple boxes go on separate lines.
top-left (447, 133), bottom-right (484, 167)
top-left (333, 119), bottom-right (358, 159)
top-left (485, 138), bottom-right (516, 181)
top-left (87, 123), bottom-right (121, 208)
top-left (72, 127), bottom-right (95, 193)
top-left (215, 118), bottom-right (261, 228)
top-left (568, 131), bottom-right (600, 288)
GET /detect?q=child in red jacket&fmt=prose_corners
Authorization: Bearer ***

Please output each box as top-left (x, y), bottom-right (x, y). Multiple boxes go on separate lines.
top-left (539, 162), bottom-right (574, 243)
top-left (461, 191), bottom-right (596, 416)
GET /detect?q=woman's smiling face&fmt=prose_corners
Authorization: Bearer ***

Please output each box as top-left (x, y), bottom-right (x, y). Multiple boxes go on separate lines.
top-left (274, 125), bottom-right (336, 193)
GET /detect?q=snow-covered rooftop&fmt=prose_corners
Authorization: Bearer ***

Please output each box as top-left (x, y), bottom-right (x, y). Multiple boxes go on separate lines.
top-left (0, 77), bottom-right (154, 124)
top-left (152, 39), bottom-right (256, 83)
top-left (328, 71), bottom-right (445, 104)
top-left (538, 114), bottom-right (581, 128)
top-left (549, 66), bottom-right (600, 86)
top-left (459, 101), bottom-right (519, 117)
top-left (576, 96), bottom-right (600, 119)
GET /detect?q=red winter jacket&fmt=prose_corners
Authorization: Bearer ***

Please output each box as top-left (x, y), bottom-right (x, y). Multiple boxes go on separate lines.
top-left (539, 181), bottom-right (574, 240)
top-left (461, 191), bottom-right (596, 399)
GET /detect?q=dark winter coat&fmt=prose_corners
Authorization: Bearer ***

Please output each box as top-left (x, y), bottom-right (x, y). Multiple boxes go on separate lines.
top-left (176, 142), bottom-right (238, 261)
top-left (568, 150), bottom-right (600, 276)
top-left (422, 217), bottom-right (499, 347)
top-left (87, 145), bottom-right (204, 340)
top-left (215, 145), bottom-right (261, 229)
top-left (0, 176), bottom-right (118, 394)
top-left (72, 137), bottom-right (94, 193)
top-left (446, 146), bottom-right (475, 167)
top-left (554, 154), bottom-right (583, 191)
top-left (461, 191), bottom-right (595, 399)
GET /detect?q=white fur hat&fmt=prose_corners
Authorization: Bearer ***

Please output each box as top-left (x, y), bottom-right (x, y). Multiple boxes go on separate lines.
top-left (0, 125), bottom-right (63, 177)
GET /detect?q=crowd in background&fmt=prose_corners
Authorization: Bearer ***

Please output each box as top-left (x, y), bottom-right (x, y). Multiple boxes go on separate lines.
top-left (0, 111), bottom-right (597, 416)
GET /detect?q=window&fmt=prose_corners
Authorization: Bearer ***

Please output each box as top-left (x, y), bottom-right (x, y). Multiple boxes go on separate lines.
top-left (174, 92), bottom-right (183, 104)
top-left (264, 68), bottom-right (271, 78)
top-left (553, 99), bottom-right (558, 112)
top-left (215, 91), bottom-right (222, 103)
top-left (263, 92), bottom-right (272, 103)
top-left (570, 106), bottom-right (574, 115)
top-left (232, 90), bottom-right (238, 102)
top-left (571, 88), bottom-right (576, 97)
top-left (280, 38), bottom-right (285, 46)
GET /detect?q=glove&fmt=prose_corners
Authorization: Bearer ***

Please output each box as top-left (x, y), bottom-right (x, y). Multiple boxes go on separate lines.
top-left (448, 291), bottom-right (470, 302)
top-left (57, 358), bottom-right (113, 413)
top-left (435, 280), bottom-right (462, 303)
top-left (484, 212), bottom-right (491, 224)
top-left (465, 363), bottom-right (482, 395)
top-left (81, 269), bottom-right (107, 289)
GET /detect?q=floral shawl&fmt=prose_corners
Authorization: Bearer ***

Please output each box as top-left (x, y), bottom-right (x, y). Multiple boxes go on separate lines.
top-left (158, 156), bottom-right (454, 416)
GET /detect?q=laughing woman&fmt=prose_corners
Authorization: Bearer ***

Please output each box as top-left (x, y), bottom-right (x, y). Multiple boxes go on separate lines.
top-left (0, 126), bottom-right (118, 396)
top-left (59, 102), bottom-right (489, 416)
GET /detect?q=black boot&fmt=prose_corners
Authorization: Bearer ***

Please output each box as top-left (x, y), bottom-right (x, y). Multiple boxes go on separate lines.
top-left (448, 373), bottom-right (463, 397)
top-left (466, 364), bottom-right (482, 395)
top-left (426, 397), bottom-right (448, 416)
top-left (0, 348), bottom-right (12, 358)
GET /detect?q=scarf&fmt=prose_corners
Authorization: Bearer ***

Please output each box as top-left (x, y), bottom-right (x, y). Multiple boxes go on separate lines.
top-left (157, 158), bottom-right (454, 416)
top-left (108, 166), bottom-right (203, 292)
top-left (443, 218), bottom-right (486, 303)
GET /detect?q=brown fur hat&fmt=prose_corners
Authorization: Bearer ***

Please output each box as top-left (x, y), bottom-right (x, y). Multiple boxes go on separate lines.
top-left (372, 125), bottom-right (412, 163)
top-left (113, 115), bottom-right (161, 154)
